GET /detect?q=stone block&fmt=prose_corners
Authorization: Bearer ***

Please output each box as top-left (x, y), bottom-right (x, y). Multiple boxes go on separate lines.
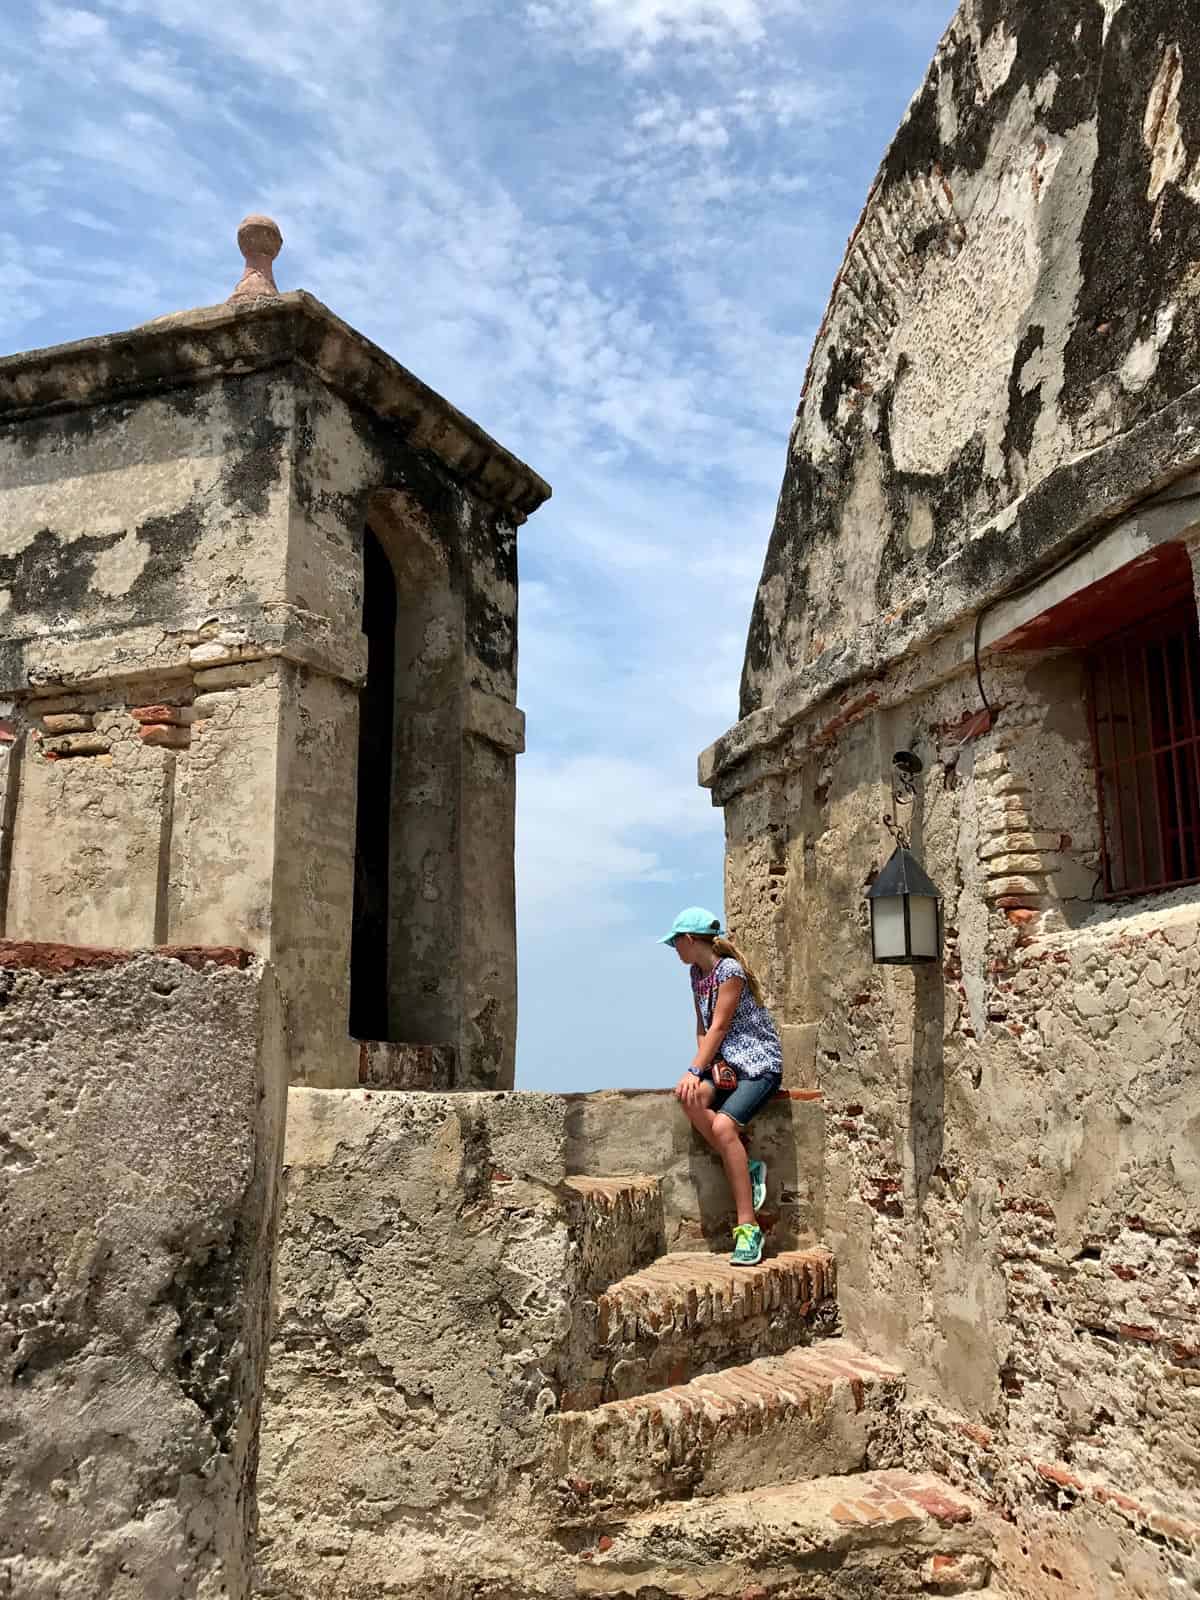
top-left (979, 832), bottom-right (1060, 859)
top-left (0, 943), bottom-right (286, 1600)
top-left (464, 685), bottom-right (526, 755)
top-left (192, 662), bottom-right (271, 692)
top-left (985, 875), bottom-right (1047, 899)
top-left (256, 1088), bottom-right (573, 1594)
top-left (138, 722), bottom-right (190, 748)
top-left (564, 1088), bottom-right (823, 1253)
top-left (983, 853), bottom-right (1054, 876)
top-left (780, 1021), bottom-right (819, 1088)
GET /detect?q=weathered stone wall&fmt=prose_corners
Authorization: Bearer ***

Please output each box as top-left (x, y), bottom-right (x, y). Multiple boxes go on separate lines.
top-left (0, 294), bottom-right (545, 1089)
top-left (737, 0), bottom-right (1200, 725)
top-left (715, 658), bottom-right (1200, 1595)
top-left (255, 1086), bottom-right (836, 1599)
top-left (0, 942), bottom-right (287, 1599)
top-left (704, 4), bottom-right (1200, 1592)
top-left (256, 1088), bottom-right (577, 1598)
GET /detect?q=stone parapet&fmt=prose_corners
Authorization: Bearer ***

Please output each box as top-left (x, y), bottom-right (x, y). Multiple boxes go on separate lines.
top-left (256, 1088), bottom-right (574, 1596)
top-left (564, 1087), bottom-right (825, 1253)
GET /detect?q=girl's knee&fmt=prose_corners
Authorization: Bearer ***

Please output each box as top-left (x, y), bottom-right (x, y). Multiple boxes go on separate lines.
top-left (712, 1111), bottom-right (743, 1146)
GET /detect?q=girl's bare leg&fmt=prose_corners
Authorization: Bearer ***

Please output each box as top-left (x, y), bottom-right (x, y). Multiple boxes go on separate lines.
top-left (680, 1085), bottom-right (756, 1227)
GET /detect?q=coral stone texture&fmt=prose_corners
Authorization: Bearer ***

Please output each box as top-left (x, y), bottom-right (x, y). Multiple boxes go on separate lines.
top-left (0, 944), bottom-right (287, 1599)
top-left (735, 0), bottom-right (1200, 725)
top-left (0, 288), bottom-right (548, 1089)
top-left (255, 1089), bottom-right (980, 1600)
top-left (703, 2), bottom-right (1200, 1596)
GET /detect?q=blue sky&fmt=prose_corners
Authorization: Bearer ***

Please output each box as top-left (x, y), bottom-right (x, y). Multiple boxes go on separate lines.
top-left (5, 0), bottom-right (953, 1091)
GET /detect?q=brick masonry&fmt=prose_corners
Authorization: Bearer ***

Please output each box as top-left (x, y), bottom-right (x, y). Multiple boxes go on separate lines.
top-left (565, 1247), bottom-right (838, 1404)
top-left (552, 1339), bottom-right (905, 1521)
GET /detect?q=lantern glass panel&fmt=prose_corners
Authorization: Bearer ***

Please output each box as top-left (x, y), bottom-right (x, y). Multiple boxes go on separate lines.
top-left (909, 894), bottom-right (939, 960)
top-left (871, 896), bottom-right (908, 961)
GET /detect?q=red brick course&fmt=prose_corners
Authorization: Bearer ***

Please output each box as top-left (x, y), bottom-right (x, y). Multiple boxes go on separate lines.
top-left (0, 940), bottom-right (253, 975)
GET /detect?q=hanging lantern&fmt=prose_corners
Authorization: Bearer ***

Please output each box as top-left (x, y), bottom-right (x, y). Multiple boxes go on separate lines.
top-left (867, 844), bottom-right (943, 965)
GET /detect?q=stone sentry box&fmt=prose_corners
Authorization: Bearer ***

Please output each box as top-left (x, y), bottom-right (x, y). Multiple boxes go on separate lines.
top-left (0, 273), bottom-right (549, 1089)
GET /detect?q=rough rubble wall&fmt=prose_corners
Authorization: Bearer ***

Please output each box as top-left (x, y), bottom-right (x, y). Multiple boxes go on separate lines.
top-left (720, 654), bottom-right (1200, 1595)
top-left (707, 8), bottom-right (1200, 1587)
top-left (741, 0), bottom-right (1200, 718)
top-left (256, 1089), bottom-right (576, 1599)
top-left (0, 944), bottom-right (287, 1600)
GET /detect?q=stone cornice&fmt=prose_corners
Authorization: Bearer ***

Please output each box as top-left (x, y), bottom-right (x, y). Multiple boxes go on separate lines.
top-left (0, 292), bottom-right (551, 523)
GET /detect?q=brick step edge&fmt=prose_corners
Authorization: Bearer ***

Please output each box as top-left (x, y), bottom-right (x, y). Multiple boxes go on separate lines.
top-left (560, 1248), bottom-right (841, 1410)
top-left (596, 1247), bottom-right (836, 1345)
top-left (560, 1338), bottom-right (901, 1424)
top-left (574, 1470), bottom-right (993, 1597)
top-left (562, 1175), bottom-right (666, 1297)
top-left (551, 1342), bottom-right (906, 1523)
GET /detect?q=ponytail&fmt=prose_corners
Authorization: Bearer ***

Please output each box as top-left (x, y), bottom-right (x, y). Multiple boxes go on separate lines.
top-left (710, 934), bottom-right (766, 1007)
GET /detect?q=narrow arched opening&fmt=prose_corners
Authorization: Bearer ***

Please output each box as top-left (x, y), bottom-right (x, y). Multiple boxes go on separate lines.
top-left (349, 525), bottom-right (397, 1040)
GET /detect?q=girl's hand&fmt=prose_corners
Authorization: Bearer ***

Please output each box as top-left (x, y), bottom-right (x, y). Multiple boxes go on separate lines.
top-left (675, 1071), bottom-right (700, 1106)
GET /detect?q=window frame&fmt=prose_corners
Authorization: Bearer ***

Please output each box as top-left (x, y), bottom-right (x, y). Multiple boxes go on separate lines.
top-left (1085, 597), bottom-right (1200, 900)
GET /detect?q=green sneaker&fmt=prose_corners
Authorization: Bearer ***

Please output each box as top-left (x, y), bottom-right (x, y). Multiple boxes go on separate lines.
top-left (730, 1223), bottom-right (763, 1267)
top-left (748, 1159), bottom-right (767, 1213)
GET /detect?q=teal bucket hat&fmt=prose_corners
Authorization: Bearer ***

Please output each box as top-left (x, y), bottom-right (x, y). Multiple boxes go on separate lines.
top-left (659, 906), bottom-right (724, 945)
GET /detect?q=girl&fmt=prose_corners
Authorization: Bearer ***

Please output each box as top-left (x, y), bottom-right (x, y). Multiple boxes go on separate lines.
top-left (661, 907), bottom-right (783, 1266)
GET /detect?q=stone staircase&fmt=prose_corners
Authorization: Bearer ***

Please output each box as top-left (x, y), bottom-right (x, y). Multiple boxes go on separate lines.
top-left (547, 1174), bottom-right (998, 1598)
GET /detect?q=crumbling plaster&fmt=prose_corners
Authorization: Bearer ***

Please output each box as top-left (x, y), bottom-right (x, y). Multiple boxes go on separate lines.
top-left (0, 944), bottom-right (286, 1600)
top-left (736, 0), bottom-right (1200, 725)
top-left (717, 655), bottom-right (1200, 1593)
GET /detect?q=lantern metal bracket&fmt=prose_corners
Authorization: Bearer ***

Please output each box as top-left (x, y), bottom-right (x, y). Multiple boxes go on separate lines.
top-left (883, 750), bottom-right (923, 849)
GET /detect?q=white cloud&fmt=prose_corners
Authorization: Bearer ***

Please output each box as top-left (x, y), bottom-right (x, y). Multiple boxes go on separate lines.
top-left (38, 4), bottom-right (110, 45)
top-left (518, 752), bottom-right (716, 924)
top-left (528, 0), bottom-right (789, 67)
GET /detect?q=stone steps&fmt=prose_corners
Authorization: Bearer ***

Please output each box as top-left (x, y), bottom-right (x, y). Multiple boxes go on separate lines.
top-left (572, 1469), bottom-right (994, 1598)
top-left (563, 1247), bottom-right (838, 1408)
top-left (550, 1339), bottom-right (904, 1524)
top-left (562, 1175), bottom-right (665, 1296)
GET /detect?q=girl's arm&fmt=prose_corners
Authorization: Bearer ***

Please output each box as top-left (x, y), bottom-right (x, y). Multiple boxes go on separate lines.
top-left (691, 976), bottom-right (744, 1073)
top-left (676, 993), bottom-right (714, 1106)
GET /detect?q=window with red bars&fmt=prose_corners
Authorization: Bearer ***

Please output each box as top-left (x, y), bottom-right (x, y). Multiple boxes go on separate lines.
top-left (1087, 599), bottom-right (1200, 897)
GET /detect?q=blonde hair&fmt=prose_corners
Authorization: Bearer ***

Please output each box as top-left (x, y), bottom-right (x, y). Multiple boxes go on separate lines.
top-left (699, 934), bottom-right (767, 1007)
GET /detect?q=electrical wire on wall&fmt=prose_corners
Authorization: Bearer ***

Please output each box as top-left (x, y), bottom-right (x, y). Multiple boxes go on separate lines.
top-left (970, 525), bottom-right (1126, 720)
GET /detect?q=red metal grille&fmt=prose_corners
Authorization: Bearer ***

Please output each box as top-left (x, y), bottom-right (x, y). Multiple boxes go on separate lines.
top-left (1087, 599), bottom-right (1200, 898)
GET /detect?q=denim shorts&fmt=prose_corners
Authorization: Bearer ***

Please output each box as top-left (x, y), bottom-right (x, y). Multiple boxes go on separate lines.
top-left (710, 1071), bottom-right (780, 1128)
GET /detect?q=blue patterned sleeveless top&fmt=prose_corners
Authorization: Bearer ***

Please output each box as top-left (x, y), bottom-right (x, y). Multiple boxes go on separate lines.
top-left (691, 958), bottom-right (783, 1081)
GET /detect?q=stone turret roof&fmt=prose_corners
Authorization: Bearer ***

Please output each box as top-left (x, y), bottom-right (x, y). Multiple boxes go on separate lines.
top-left (0, 289), bottom-right (550, 523)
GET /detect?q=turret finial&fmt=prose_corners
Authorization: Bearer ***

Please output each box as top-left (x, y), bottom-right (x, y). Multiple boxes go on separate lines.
top-left (229, 214), bottom-right (283, 302)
